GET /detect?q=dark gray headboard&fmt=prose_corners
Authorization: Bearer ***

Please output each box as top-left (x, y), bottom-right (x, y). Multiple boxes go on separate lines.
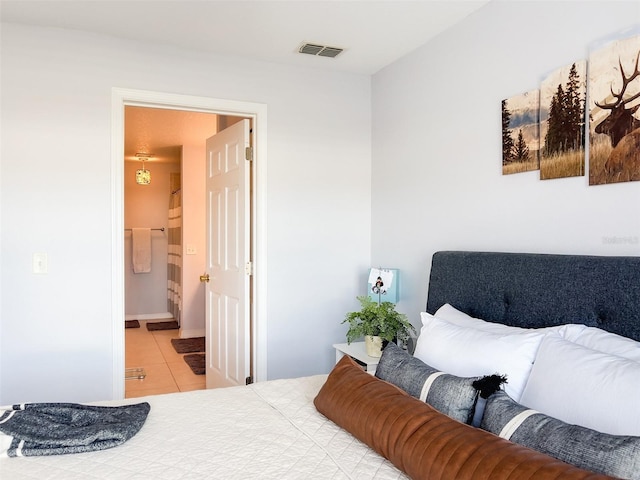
top-left (426, 251), bottom-right (640, 342)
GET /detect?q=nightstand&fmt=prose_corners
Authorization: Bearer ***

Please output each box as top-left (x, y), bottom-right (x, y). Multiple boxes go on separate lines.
top-left (333, 342), bottom-right (380, 374)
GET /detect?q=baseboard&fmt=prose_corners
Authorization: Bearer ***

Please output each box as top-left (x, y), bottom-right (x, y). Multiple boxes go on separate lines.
top-left (125, 312), bottom-right (173, 321)
top-left (180, 328), bottom-right (205, 339)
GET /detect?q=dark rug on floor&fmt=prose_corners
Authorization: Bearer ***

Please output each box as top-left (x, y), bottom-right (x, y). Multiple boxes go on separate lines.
top-left (171, 337), bottom-right (205, 354)
top-left (146, 320), bottom-right (179, 331)
top-left (184, 353), bottom-right (205, 375)
top-left (125, 320), bottom-right (140, 329)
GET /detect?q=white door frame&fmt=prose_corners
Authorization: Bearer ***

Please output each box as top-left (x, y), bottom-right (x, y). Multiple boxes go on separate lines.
top-left (110, 87), bottom-right (268, 399)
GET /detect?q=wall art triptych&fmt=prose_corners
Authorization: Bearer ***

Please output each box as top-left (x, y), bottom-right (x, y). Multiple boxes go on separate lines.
top-left (502, 33), bottom-right (640, 186)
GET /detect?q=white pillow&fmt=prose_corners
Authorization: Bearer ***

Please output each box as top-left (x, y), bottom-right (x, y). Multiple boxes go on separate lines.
top-left (519, 334), bottom-right (640, 436)
top-left (559, 324), bottom-right (640, 363)
top-left (414, 313), bottom-right (547, 401)
top-left (434, 303), bottom-right (565, 335)
top-left (436, 304), bottom-right (640, 362)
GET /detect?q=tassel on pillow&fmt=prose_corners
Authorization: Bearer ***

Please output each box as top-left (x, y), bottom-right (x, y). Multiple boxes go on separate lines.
top-left (471, 374), bottom-right (508, 427)
top-left (473, 374), bottom-right (508, 399)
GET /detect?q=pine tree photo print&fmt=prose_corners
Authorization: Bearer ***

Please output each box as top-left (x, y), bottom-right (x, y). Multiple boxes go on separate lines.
top-left (539, 60), bottom-right (587, 180)
top-left (502, 89), bottom-right (540, 175)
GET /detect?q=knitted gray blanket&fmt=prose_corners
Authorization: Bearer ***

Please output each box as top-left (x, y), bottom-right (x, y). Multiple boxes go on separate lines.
top-left (0, 402), bottom-right (150, 457)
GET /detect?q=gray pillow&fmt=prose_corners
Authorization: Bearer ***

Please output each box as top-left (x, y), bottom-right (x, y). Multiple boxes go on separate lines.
top-left (375, 341), bottom-right (480, 424)
top-left (481, 390), bottom-right (640, 480)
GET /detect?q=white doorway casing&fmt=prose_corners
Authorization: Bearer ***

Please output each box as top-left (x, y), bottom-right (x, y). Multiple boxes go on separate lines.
top-left (111, 88), bottom-right (267, 399)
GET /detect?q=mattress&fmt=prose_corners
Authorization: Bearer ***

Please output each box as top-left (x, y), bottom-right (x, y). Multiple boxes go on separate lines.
top-left (0, 375), bottom-right (407, 479)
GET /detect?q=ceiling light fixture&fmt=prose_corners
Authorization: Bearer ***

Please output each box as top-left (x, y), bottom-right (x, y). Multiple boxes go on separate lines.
top-left (135, 153), bottom-right (152, 185)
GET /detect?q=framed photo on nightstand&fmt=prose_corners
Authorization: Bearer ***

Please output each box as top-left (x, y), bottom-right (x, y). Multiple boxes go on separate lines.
top-left (367, 268), bottom-right (398, 303)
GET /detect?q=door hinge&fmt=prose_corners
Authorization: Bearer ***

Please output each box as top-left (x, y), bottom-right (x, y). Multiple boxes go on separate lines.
top-left (246, 376), bottom-right (253, 385)
top-left (245, 261), bottom-right (253, 276)
top-left (245, 146), bottom-right (253, 161)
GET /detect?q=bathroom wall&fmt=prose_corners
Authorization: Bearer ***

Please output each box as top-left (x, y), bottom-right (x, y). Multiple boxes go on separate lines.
top-left (124, 160), bottom-right (180, 318)
top-left (180, 144), bottom-right (207, 337)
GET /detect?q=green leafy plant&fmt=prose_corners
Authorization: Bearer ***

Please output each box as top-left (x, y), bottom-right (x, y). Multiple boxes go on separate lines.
top-left (342, 296), bottom-right (416, 344)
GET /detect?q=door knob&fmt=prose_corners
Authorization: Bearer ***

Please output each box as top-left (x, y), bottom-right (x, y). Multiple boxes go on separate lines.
top-left (199, 273), bottom-right (210, 283)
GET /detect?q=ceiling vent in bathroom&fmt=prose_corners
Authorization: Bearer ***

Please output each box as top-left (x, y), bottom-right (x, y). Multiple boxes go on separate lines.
top-left (298, 43), bottom-right (344, 58)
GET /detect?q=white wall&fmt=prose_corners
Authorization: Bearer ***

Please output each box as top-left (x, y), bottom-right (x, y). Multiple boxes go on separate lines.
top-left (371, 1), bottom-right (640, 332)
top-left (0, 23), bottom-right (371, 403)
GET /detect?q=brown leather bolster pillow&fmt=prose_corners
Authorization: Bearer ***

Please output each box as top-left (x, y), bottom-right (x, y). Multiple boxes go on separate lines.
top-left (314, 356), bottom-right (615, 480)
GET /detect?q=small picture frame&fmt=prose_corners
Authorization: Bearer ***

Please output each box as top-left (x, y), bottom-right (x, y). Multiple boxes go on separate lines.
top-left (367, 268), bottom-right (399, 304)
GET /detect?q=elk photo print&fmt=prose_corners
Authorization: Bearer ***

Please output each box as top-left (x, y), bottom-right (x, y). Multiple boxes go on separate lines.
top-left (539, 60), bottom-right (587, 180)
top-left (589, 34), bottom-right (640, 185)
top-left (502, 90), bottom-right (540, 175)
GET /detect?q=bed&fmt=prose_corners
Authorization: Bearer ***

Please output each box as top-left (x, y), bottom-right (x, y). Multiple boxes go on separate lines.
top-left (1, 251), bottom-right (639, 480)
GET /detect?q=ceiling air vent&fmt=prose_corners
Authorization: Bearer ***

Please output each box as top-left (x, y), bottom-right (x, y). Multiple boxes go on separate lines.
top-left (298, 43), bottom-right (344, 58)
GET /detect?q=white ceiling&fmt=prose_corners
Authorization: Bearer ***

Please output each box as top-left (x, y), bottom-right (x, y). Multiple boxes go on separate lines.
top-left (1, 0), bottom-right (490, 164)
top-left (1, 0), bottom-right (490, 75)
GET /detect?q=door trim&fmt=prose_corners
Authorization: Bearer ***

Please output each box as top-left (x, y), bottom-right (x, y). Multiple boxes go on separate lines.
top-left (111, 88), bottom-right (268, 399)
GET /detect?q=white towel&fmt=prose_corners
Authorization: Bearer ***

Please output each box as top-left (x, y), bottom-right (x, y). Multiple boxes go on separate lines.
top-left (132, 228), bottom-right (151, 273)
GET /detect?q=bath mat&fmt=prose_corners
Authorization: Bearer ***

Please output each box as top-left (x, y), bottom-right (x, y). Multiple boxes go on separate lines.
top-left (184, 353), bottom-right (205, 375)
top-left (146, 320), bottom-right (179, 331)
top-left (171, 337), bottom-right (205, 354)
top-left (125, 320), bottom-right (140, 329)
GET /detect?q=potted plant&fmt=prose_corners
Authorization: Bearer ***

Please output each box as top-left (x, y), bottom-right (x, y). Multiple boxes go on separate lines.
top-left (342, 295), bottom-right (416, 357)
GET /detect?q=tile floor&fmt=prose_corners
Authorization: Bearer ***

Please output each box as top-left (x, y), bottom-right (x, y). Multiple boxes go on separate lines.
top-left (125, 320), bottom-right (206, 398)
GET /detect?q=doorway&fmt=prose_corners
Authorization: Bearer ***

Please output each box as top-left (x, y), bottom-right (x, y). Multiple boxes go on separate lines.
top-left (111, 88), bottom-right (268, 400)
top-left (123, 106), bottom-right (214, 397)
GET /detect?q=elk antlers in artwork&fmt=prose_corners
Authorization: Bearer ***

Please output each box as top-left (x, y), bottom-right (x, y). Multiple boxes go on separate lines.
top-left (594, 50), bottom-right (640, 148)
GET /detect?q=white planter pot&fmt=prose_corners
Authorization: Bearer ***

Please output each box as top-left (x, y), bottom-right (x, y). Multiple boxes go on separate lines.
top-left (364, 335), bottom-right (383, 357)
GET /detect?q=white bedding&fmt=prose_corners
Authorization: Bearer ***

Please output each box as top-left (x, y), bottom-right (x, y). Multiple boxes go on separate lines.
top-left (0, 375), bottom-right (407, 479)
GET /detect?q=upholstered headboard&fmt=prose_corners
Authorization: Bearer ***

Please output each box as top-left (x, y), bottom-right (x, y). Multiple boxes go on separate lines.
top-left (426, 251), bottom-right (640, 342)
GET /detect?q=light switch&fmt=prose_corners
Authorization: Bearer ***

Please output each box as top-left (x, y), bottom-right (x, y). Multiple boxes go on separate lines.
top-left (186, 245), bottom-right (197, 255)
top-left (33, 253), bottom-right (48, 274)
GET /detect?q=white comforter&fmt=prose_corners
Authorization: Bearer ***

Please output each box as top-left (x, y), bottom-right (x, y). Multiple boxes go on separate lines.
top-left (0, 375), bottom-right (407, 479)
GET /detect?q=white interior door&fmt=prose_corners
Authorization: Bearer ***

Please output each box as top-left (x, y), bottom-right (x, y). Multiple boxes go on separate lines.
top-left (205, 119), bottom-right (251, 388)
